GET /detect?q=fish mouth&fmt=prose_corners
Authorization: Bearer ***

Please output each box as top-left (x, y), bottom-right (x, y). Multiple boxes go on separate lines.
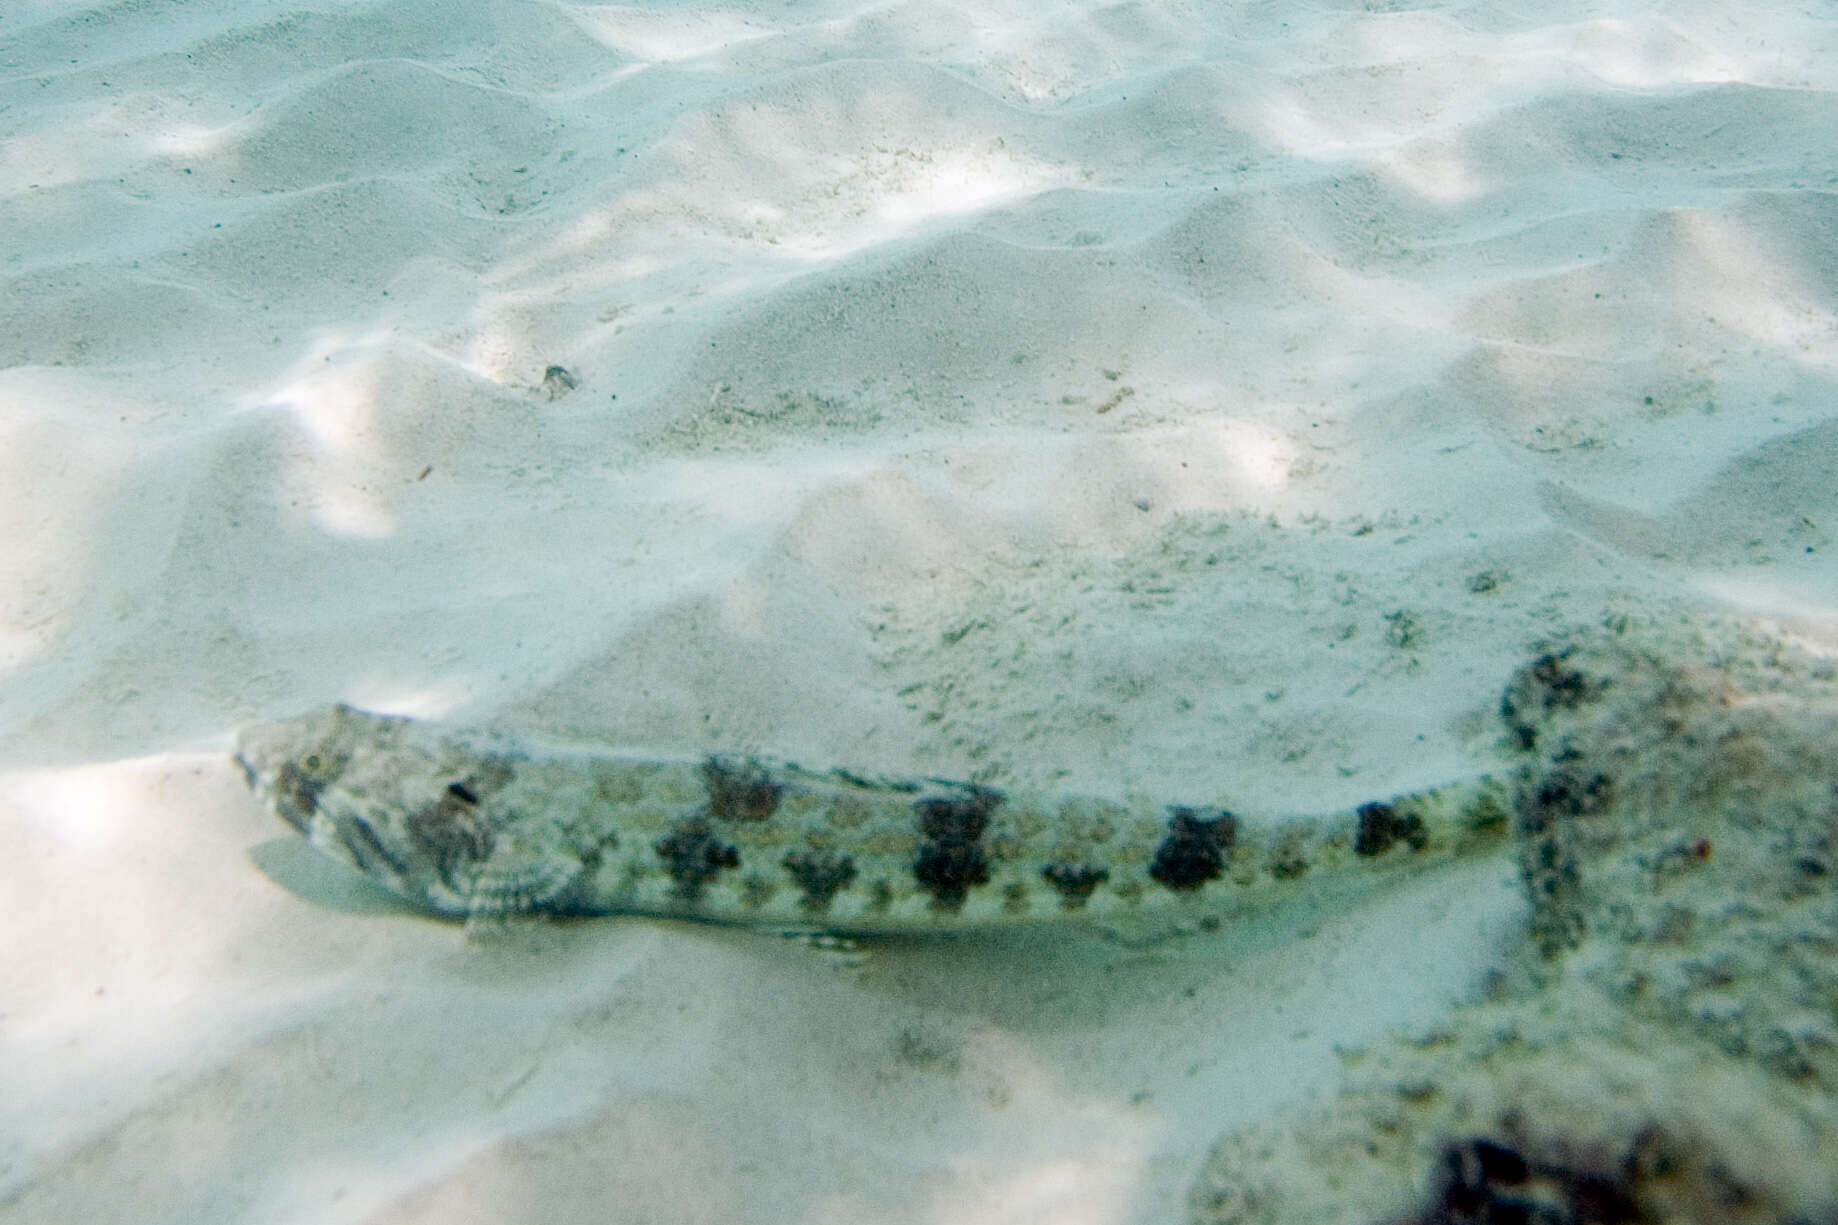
top-left (235, 752), bottom-right (318, 835)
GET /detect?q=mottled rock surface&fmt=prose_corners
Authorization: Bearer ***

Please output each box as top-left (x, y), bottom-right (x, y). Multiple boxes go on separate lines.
top-left (1190, 615), bottom-right (1838, 1225)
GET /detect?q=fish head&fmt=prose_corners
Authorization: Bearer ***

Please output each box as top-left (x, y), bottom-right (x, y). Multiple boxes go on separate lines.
top-left (233, 704), bottom-right (438, 909)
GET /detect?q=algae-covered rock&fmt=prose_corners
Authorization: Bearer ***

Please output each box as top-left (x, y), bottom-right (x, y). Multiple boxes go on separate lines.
top-left (1189, 615), bottom-right (1838, 1225)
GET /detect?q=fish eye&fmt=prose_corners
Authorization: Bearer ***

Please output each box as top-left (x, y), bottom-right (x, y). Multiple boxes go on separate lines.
top-left (299, 751), bottom-right (330, 778)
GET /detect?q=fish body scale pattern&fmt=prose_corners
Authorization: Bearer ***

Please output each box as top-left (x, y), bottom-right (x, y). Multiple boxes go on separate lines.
top-left (235, 704), bottom-right (1512, 932)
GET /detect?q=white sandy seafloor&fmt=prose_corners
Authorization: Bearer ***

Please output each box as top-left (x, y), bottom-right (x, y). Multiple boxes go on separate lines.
top-left (3, 0), bottom-right (1837, 1221)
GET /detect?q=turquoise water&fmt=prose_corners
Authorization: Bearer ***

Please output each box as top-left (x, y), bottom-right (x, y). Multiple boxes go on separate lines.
top-left (3, 1), bottom-right (1836, 1220)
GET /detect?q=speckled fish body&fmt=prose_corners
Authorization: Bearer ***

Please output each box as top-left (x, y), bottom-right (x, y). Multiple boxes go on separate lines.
top-left (235, 704), bottom-right (1514, 933)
